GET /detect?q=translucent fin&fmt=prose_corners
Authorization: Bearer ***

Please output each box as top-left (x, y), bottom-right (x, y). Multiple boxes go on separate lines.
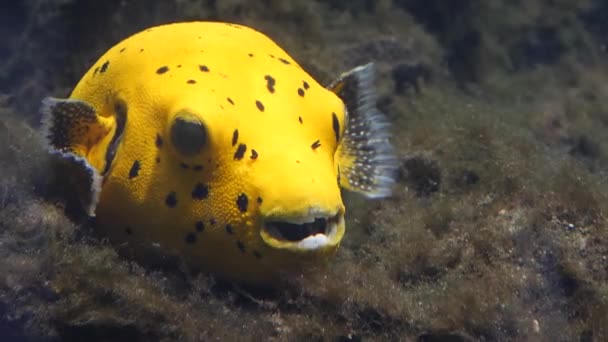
top-left (40, 97), bottom-right (107, 216)
top-left (328, 64), bottom-right (398, 198)
top-left (52, 152), bottom-right (103, 217)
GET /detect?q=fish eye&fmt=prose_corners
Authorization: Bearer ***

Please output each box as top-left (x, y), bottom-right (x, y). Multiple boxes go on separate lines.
top-left (170, 110), bottom-right (208, 156)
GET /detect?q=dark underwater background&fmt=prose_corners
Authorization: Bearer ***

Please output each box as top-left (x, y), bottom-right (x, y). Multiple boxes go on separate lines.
top-left (1, 1), bottom-right (608, 341)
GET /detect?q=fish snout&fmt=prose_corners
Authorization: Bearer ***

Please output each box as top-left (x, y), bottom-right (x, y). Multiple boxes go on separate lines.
top-left (259, 206), bottom-right (345, 252)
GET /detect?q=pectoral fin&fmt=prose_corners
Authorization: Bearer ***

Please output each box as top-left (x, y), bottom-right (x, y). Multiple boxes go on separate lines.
top-left (40, 97), bottom-right (123, 216)
top-left (328, 64), bottom-right (398, 198)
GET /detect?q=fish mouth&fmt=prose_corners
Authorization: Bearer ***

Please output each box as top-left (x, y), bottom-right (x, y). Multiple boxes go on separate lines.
top-left (260, 210), bottom-right (345, 252)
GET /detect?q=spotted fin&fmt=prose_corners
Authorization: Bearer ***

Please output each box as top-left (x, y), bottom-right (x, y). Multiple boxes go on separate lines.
top-left (41, 98), bottom-right (111, 155)
top-left (329, 63), bottom-right (397, 198)
top-left (40, 97), bottom-right (122, 216)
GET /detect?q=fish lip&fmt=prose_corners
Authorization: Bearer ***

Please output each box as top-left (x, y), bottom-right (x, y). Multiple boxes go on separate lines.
top-left (260, 210), bottom-right (345, 252)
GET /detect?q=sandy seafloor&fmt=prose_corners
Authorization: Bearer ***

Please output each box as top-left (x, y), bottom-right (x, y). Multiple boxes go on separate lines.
top-left (1, 1), bottom-right (608, 341)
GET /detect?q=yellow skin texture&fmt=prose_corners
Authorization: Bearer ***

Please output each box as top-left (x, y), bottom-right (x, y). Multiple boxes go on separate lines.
top-left (68, 22), bottom-right (349, 284)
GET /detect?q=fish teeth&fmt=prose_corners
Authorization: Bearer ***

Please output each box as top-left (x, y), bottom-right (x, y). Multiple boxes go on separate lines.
top-left (296, 235), bottom-right (330, 250)
top-left (295, 219), bottom-right (340, 250)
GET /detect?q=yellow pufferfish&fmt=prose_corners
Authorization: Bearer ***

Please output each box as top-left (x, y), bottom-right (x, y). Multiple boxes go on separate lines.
top-left (40, 21), bottom-right (397, 285)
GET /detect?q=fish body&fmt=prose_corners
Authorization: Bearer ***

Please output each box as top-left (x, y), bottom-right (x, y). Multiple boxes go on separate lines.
top-left (41, 22), bottom-right (396, 284)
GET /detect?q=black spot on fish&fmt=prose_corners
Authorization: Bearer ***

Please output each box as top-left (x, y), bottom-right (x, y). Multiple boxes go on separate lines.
top-left (180, 162), bottom-right (190, 169)
top-left (185, 233), bottom-right (196, 244)
top-left (236, 193), bottom-right (248, 212)
top-left (303, 81), bottom-right (310, 89)
top-left (177, 64), bottom-right (182, 68)
top-left (156, 66), bottom-right (169, 74)
top-left (250, 149), bottom-right (258, 159)
top-left (264, 75), bottom-right (276, 93)
top-left (119, 48), bottom-right (126, 53)
top-left (192, 183), bottom-right (209, 200)
top-left (269, 54), bottom-right (275, 58)
top-left (234, 144), bottom-right (247, 160)
top-left (253, 251), bottom-right (262, 259)
top-left (332, 112), bottom-right (340, 142)
top-left (195, 221), bottom-right (205, 232)
top-left (225, 224), bottom-right (234, 234)
top-left (193, 165), bottom-right (203, 171)
top-left (199, 65), bottom-right (210, 72)
top-left (156, 134), bottom-right (163, 148)
top-left (248, 53), bottom-right (254, 57)
top-left (155, 157), bottom-right (161, 164)
top-left (311, 140), bottom-right (321, 150)
top-left (257, 197), bottom-right (263, 204)
top-left (278, 58), bottom-right (290, 65)
top-left (165, 191), bottom-right (177, 208)
top-left (227, 97), bottom-right (234, 105)
top-left (297, 88), bottom-right (305, 97)
top-left (298, 116), bottom-right (303, 124)
top-left (255, 100), bottom-right (265, 112)
top-left (236, 241), bottom-right (245, 253)
top-left (232, 129), bottom-right (239, 146)
top-left (128, 160), bottom-right (140, 179)
top-left (93, 67), bottom-right (99, 76)
top-left (187, 79), bottom-right (196, 84)
top-left (140, 48), bottom-right (144, 52)
top-left (100, 61), bottom-right (110, 73)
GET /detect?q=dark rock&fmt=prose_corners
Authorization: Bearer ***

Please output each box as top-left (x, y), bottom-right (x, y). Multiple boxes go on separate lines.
top-left (399, 156), bottom-right (441, 197)
top-left (569, 135), bottom-right (600, 160)
top-left (558, 268), bottom-right (580, 298)
top-left (392, 63), bottom-right (432, 94)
